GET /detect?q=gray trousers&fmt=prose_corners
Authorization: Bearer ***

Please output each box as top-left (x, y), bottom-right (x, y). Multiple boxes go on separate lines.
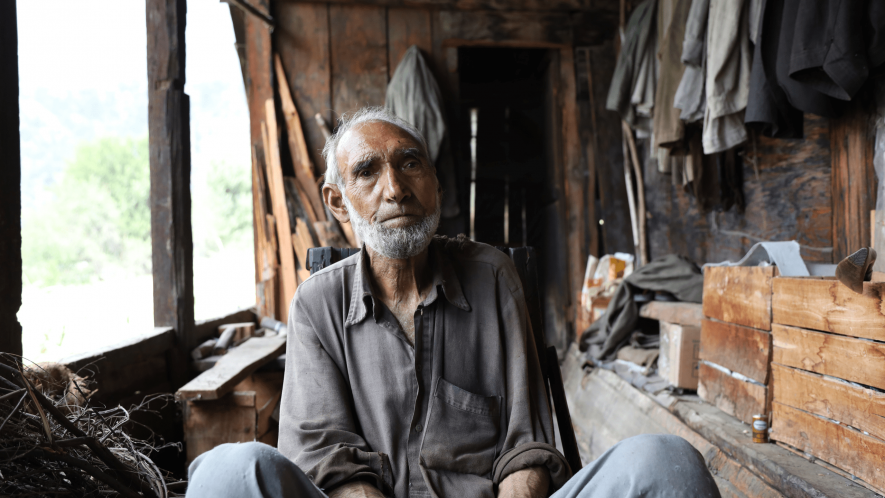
top-left (186, 434), bottom-right (720, 498)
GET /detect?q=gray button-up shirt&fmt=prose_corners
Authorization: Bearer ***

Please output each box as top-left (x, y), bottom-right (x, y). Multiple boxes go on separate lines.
top-left (279, 237), bottom-right (570, 498)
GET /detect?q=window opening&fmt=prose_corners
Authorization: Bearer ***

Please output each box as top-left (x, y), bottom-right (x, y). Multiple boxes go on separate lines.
top-left (17, 1), bottom-right (253, 362)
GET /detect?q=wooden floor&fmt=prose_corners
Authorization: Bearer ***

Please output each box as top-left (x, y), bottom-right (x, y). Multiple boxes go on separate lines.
top-left (561, 346), bottom-right (881, 498)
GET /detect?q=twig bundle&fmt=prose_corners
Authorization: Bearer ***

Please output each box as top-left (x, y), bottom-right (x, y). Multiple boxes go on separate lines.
top-left (0, 353), bottom-right (179, 497)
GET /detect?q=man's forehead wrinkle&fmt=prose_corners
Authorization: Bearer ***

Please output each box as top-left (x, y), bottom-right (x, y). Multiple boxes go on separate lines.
top-left (337, 121), bottom-right (428, 177)
top-left (337, 133), bottom-right (377, 176)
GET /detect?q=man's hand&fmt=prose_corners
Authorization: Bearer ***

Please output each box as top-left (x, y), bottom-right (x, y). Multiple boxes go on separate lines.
top-left (498, 466), bottom-right (550, 498)
top-left (327, 481), bottom-right (386, 498)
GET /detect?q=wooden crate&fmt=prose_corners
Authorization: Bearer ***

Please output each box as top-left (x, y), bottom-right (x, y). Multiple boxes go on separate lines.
top-left (770, 298), bottom-right (885, 493)
top-left (182, 371), bottom-right (284, 464)
top-left (771, 364), bottom-right (885, 441)
top-left (697, 362), bottom-right (767, 425)
top-left (703, 266), bottom-right (776, 331)
top-left (772, 402), bottom-right (885, 494)
top-left (699, 267), bottom-right (775, 425)
top-left (772, 277), bottom-right (885, 342)
top-left (772, 324), bottom-right (885, 390)
top-left (700, 318), bottom-right (771, 385)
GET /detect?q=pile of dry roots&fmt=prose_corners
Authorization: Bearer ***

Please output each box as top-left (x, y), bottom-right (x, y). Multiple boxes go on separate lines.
top-left (0, 353), bottom-right (180, 497)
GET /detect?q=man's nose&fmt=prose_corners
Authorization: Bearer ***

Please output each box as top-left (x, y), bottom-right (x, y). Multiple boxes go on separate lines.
top-left (382, 165), bottom-right (410, 203)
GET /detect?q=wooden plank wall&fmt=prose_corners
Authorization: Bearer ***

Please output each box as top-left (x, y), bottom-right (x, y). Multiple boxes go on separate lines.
top-left (274, 2), bottom-right (331, 175)
top-left (270, 2), bottom-right (618, 342)
top-left (643, 115), bottom-right (836, 264)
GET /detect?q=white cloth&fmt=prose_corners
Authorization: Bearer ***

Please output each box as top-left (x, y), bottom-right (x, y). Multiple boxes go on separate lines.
top-left (705, 240), bottom-right (810, 277)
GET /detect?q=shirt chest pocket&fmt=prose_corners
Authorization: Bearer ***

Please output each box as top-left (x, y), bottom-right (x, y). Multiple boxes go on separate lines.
top-left (420, 377), bottom-right (502, 477)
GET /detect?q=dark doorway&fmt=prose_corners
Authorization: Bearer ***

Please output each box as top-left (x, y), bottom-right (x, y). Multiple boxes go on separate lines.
top-left (450, 47), bottom-right (571, 350)
top-left (456, 47), bottom-right (553, 248)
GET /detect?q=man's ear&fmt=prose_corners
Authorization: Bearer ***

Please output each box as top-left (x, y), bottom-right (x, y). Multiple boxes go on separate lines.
top-left (323, 183), bottom-right (350, 224)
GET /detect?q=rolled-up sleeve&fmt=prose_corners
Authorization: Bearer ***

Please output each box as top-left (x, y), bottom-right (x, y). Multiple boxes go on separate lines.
top-left (490, 267), bottom-right (572, 491)
top-left (278, 288), bottom-right (394, 494)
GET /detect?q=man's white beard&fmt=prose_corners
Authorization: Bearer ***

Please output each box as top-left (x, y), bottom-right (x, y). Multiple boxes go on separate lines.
top-left (343, 193), bottom-right (440, 260)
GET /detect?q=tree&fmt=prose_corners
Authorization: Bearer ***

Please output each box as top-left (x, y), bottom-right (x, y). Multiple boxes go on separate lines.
top-left (22, 137), bottom-right (151, 286)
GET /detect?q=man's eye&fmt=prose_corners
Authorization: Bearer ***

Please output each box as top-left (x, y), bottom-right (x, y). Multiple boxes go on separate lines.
top-left (360, 170), bottom-right (372, 177)
top-left (405, 161), bottom-right (418, 169)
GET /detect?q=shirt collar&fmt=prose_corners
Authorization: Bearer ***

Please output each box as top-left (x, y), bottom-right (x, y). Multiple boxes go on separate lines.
top-left (344, 239), bottom-right (471, 327)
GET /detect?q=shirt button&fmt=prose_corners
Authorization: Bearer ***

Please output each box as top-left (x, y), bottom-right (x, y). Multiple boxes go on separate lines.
top-left (415, 423), bottom-right (423, 432)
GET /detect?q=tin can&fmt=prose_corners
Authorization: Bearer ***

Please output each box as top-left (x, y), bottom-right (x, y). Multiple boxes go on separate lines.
top-left (752, 414), bottom-right (769, 443)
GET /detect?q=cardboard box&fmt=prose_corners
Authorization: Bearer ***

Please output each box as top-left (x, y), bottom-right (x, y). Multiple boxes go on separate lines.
top-left (658, 321), bottom-right (700, 389)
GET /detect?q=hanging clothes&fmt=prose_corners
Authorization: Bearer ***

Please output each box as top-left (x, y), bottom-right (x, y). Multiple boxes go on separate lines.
top-left (744, 0), bottom-right (804, 137)
top-left (673, 0), bottom-right (709, 123)
top-left (702, 0), bottom-right (752, 154)
top-left (718, 148), bottom-right (745, 212)
top-left (606, 0), bottom-right (658, 134)
top-left (386, 45), bottom-right (460, 218)
top-left (748, 0), bottom-right (764, 44)
top-left (789, 0), bottom-right (885, 101)
top-left (745, 0), bottom-right (852, 138)
top-left (654, 0), bottom-right (693, 152)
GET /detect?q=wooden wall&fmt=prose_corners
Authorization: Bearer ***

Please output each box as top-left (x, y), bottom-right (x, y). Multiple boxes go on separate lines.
top-left (273, 1), bottom-right (459, 173)
top-left (639, 100), bottom-right (878, 267)
top-left (643, 116), bottom-right (836, 265)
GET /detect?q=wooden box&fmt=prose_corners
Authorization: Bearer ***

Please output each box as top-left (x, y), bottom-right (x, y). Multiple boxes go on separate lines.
top-left (699, 267), bottom-right (775, 425)
top-left (182, 372), bottom-right (284, 464)
top-left (700, 319), bottom-right (771, 385)
top-left (772, 276), bottom-right (885, 342)
top-left (770, 278), bottom-right (885, 494)
top-left (702, 266), bottom-right (776, 331)
top-left (697, 318), bottom-right (771, 424)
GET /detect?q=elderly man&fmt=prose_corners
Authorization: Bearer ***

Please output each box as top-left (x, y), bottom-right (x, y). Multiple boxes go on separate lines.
top-left (186, 107), bottom-right (720, 498)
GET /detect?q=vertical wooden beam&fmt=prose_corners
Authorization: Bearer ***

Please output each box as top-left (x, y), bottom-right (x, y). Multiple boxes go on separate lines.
top-left (560, 46), bottom-right (584, 339)
top-left (586, 41), bottom-right (631, 255)
top-left (581, 48), bottom-right (600, 260)
top-left (147, 0), bottom-right (195, 352)
top-left (242, 0), bottom-right (277, 318)
top-left (0, 1), bottom-right (22, 357)
top-left (831, 101), bottom-right (877, 262)
top-left (263, 103), bottom-right (298, 322)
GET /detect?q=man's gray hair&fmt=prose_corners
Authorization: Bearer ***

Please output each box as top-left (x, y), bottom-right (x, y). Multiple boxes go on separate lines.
top-left (322, 106), bottom-right (429, 187)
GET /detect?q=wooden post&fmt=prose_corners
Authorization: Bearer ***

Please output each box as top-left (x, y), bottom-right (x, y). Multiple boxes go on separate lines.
top-left (0, 1), bottom-right (22, 357)
top-left (243, 0), bottom-right (276, 319)
top-left (147, 0), bottom-right (195, 352)
top-left (831, 101), bottom-right (877, 263)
